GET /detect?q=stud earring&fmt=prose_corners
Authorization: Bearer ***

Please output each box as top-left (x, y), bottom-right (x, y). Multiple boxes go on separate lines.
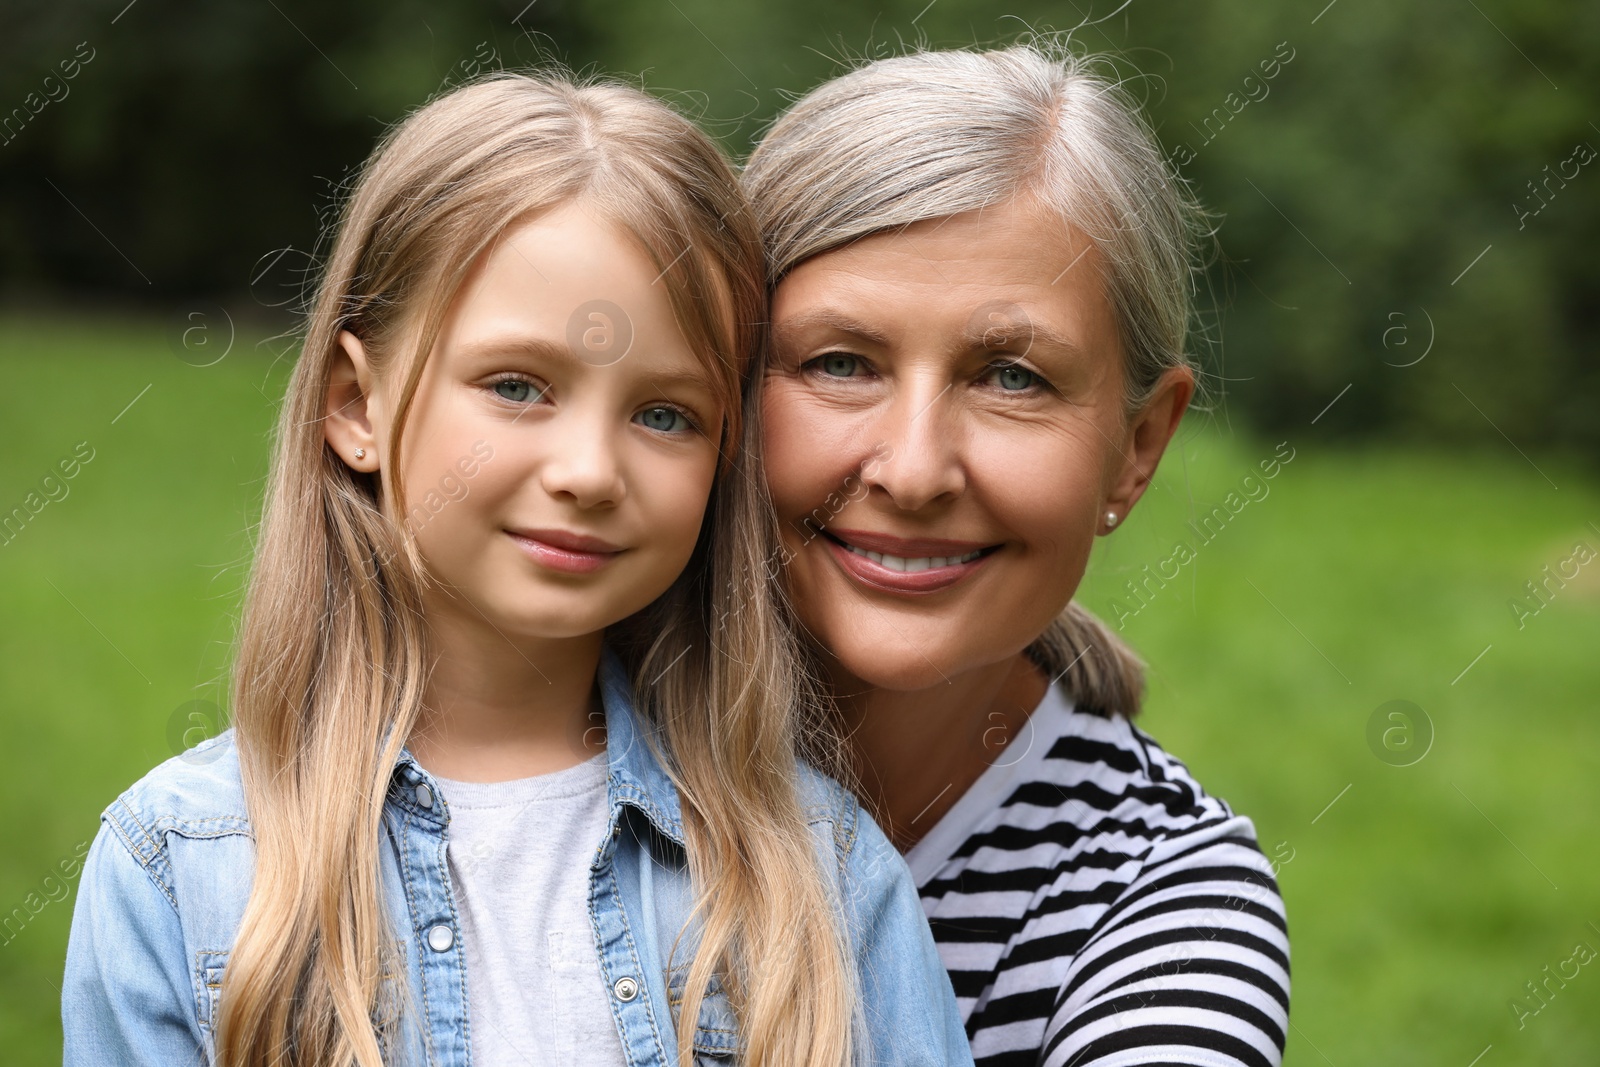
top-left (354, 448), bottom-right (367, 460)
top-left (1105, 511), bottom-right (1118, 528)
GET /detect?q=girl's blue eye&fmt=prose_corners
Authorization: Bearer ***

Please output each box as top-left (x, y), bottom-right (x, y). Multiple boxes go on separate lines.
top-left (817, 353), bottom-right (861, 377)
top-left (989, 363), bottom-right (1038, 391)
top-left (637, 406), bottom-right (691, 433)
top-left (493, 379), bottom-right (544, 404)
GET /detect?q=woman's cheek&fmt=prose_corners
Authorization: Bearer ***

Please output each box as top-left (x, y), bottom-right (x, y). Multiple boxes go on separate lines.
top-left (762, 384), bottom-right (840, 529)
top-left (971, 432), bottom-right (1098, 568)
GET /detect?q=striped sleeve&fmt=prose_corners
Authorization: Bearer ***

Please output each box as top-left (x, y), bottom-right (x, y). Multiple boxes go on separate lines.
top-left (1038, 812), bottom-right (1291, 1067)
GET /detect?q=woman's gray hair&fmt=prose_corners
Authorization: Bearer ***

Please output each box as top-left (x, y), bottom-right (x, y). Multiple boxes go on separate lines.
top-left (745, 42), bottom-right (1208, 715)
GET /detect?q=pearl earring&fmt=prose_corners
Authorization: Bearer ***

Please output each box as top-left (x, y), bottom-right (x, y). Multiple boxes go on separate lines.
top-left (1105, 511), bottom-right (1118, 528)
top-left (354, 448), bottom-right (366, 460)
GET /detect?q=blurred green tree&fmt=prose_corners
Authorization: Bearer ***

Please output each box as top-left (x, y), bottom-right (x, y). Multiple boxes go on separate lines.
top-left (2, 0), bottom-right (1595, 457)
top-left (0, 0), bottom-right (592, 317)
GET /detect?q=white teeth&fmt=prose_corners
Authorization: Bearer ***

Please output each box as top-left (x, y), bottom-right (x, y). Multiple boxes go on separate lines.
top-left (842, 544), bottom-right (984, 570)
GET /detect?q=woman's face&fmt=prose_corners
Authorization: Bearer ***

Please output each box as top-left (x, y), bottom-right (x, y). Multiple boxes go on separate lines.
top-left (762, 197), bottom-right (1191, 692)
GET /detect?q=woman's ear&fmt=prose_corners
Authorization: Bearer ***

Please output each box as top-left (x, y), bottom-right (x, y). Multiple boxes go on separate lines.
top-left (1101, 365), bottom-right (1195, 534)
top-left (324, 330), bottom-right (382, 472)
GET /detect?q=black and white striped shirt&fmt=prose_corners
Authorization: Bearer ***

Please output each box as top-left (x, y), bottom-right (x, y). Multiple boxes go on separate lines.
top-left (905, 684), bottom-right (1290, 1067)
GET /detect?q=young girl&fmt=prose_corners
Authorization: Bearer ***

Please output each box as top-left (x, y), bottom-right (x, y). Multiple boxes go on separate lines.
top-left (61, 73), bottom-right (971, 1067)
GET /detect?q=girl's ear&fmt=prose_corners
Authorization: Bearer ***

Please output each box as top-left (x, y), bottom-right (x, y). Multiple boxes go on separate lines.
top-left (325, 330), bottom-right (383, 472)
top-left (1101, 365), bottom-right (1195, 534)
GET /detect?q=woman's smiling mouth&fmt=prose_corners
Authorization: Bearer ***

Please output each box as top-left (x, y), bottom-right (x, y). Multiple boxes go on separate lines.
top-left (820, 527), bottom-right (999, 594)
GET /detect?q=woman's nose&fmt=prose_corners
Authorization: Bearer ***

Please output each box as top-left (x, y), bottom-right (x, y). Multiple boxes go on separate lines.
top-left (863, 377), bottom-right (966, 511)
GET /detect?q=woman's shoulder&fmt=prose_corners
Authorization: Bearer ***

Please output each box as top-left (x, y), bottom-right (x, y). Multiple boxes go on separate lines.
top-left (100, 730), bottom-right (252, 867)
top-left (1040, 709), bottom-right (1291, 1067)
top-left (1032, 694), bottom-right (1242, 835)
top-left (952, 691), bottom-right (1275, 894)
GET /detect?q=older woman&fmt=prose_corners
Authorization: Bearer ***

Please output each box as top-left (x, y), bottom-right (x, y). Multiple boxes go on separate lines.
top-left (745, 46), bottom-right (1290, 1067)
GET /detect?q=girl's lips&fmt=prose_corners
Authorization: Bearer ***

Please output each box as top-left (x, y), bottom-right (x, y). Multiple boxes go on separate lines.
top-left (506, 529), bottom-right (624, 575)
top-left (820, 529), bottom-right (996, 595)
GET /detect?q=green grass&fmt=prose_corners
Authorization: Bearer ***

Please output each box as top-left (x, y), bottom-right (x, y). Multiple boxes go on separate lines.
top-left (0, 315), bottom-right (289, 1056)
top-left (1078, 423), bottom-right (1600, 1065)
top-left (2, 317), bottom-right (1597, 1063)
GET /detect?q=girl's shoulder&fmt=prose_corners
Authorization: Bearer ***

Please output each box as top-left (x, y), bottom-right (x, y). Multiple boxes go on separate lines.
top-left (793, 757), bottom-right (857, 818)
top-left (80, 729), bottom-right (259, 955)
top-left (101, 729), bottom-right (252, 868)
top-left (792, 758), bottom-right (871, 875)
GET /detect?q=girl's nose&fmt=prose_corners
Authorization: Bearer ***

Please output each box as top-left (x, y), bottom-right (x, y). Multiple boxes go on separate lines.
top-left (540, 416), bottom-right (626, 510)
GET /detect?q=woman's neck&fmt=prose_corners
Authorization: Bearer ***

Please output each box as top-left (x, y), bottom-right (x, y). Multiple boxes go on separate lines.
top-left (834, 650), bottom-right (1049, 853)
top-left (405, 593), bottom-right (608, 783)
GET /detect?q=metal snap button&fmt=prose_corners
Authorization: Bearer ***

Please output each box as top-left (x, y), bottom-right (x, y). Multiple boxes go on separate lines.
top-left (415, 783), bottom-right (434, 809)
top-left (612, 975), bottom-right (639, 1002)
top-left (427, 924), bottom-right (454, 952)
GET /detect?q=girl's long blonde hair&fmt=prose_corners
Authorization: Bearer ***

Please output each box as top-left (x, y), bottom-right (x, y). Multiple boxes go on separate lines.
top-left (745, 41), bottom-right (1214, 717)
top-left (220, 71), bottom-right (853, 1067)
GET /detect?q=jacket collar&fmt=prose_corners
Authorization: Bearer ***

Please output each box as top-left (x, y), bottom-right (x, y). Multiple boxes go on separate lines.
top-left (388, 644), bottom-right (685, 847)
top-left (594, 643), bottom-right (686, 846)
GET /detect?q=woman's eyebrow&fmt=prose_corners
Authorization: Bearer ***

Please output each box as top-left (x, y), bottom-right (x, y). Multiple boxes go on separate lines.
top-left (963, 318), bottom-right (1086, 360)
top-left (771, 309), bottom-right (892, 348)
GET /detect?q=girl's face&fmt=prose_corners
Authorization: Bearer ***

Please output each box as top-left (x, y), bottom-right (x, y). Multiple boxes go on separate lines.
top-left (335, 201), bottom-right (725, 644)
top-left (761, 198), bottom-right (1191, 692)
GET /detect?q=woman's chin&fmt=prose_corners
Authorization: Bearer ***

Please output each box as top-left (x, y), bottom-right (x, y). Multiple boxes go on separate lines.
top-left (829, 643), bottom-right (985, 695)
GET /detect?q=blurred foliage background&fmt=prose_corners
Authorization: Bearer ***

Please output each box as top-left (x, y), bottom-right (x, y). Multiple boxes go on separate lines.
top-left (3, 0), bottom-right (1597, 454)
top-left (2, 0), bottom-right (1597, 1064)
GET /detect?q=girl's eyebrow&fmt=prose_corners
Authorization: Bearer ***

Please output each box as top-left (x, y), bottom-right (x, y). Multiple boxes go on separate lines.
top-left (642, 368), bottom-right (719, 394)
top-left (454, 335), bottom-right (717, 394)
top-left (453, 336), bottom-right (572, 365)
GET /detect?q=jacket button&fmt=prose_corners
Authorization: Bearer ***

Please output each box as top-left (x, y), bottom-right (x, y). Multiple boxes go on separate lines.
top-left (612, 976), bottom-right (639, 1002)
top-left (427, 924), bottom-right (454, 952)
top-left (415, 784), bottom-right (434, 809)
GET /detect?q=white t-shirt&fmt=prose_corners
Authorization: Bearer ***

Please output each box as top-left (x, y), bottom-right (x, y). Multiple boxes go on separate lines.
top-left (433, 752), bottom-right (628, 1067)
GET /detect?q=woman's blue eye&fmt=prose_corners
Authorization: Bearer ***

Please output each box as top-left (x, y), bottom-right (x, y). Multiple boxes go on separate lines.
top-left (637, 406), bottom-right (690, 433)
top-left (818, 353), bottom-right (860, 377)
top-left (990, 364), bottom-right (1037, 391)
top-left (493, 379), bottom-right (543, 403)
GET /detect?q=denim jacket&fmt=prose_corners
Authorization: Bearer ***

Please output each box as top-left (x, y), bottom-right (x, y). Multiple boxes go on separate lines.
top-left (62, 648), bottom-right (973, 1066)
